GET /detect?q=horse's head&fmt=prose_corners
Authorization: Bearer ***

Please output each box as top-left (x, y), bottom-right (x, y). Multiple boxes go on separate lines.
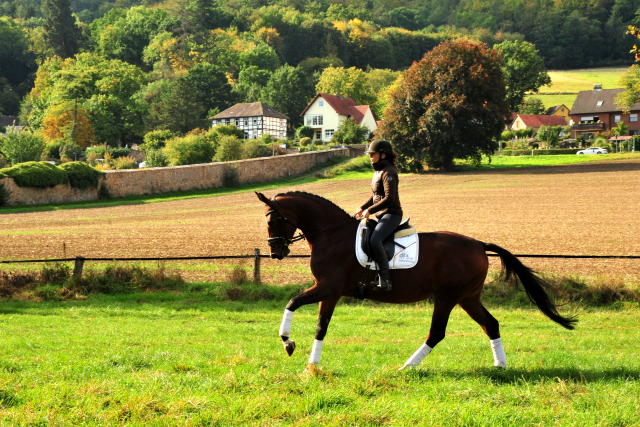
top-left (256, 192), bottom-right (299, 260)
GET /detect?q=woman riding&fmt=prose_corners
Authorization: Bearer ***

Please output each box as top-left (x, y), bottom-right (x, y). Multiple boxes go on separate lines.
top-left (355, 139), bottom-right (403, 291)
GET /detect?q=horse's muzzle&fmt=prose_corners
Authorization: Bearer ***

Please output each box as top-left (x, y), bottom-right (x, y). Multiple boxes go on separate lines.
top-left (270, 246), bottom-right (290, 260)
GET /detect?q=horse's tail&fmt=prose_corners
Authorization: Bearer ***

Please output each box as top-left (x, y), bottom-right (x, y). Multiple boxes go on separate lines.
top-left (483, 242), bottom-right (577, 330)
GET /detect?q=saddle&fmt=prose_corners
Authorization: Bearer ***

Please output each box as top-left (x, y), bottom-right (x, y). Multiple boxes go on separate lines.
top-left (360, 218), bottom-right (416, 264)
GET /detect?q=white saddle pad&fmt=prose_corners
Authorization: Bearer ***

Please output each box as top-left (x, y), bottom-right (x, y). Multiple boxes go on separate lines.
top-left (355, 220), bottom-right (419, 269)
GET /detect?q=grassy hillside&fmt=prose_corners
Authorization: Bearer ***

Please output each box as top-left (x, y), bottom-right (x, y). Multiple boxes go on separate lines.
top-left (528, 67), bottom-right (630, 109)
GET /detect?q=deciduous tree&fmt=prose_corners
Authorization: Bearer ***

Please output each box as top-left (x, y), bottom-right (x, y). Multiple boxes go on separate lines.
top-left (315, 66), bottom-right (376, 106)
top-left (259, 64), bottom-right (315, 127)
top-left (377, 39), bottom-right (510, 171)
top-left (519, 97), bottom-right (546, 115)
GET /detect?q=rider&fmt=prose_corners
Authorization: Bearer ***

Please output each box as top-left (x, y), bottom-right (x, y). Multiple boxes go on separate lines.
top-left (355, 139), bottom-right (403, 291)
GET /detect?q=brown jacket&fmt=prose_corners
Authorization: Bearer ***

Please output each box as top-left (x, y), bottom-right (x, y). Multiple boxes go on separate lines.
top-left (361, 159), bottom-right (403, 217)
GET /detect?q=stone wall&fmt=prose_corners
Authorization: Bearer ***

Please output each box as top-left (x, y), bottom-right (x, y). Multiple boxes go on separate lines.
top-left (1, 148), bottom-right (349, 206)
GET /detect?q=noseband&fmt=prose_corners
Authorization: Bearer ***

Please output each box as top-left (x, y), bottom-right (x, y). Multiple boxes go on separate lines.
top-left (265, 197), bottom-right (305, 253)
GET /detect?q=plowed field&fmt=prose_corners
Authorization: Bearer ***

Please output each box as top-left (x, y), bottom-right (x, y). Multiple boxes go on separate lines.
top-left (2, 160), bottom-right (640, 284)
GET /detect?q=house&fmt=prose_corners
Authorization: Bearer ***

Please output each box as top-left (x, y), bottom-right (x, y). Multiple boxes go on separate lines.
top-left (300, 93), bottom-right (378, 142)
top-left (545, 104), bottom-right (570, 123)
top-left (510, 114), bottom-right (567, 131)
top-left (210, 102), bottom-right (289, 140)
top-left (569, 85), bottom-right (640, 139)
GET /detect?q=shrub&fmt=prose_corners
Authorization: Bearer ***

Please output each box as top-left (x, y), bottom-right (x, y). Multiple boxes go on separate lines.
top-left (332, 117), bottom-right (370, 145)
top-left (43, 140), bottom-right (64, 159)
top-left (223, 164), bottom-right (240, 187)
top-left (58, 162), bottom-right (104, 190)
top-left (165, 133), bottom-right (215, 166)
top-left (143, 130), bottom-right (175, 150)
top-left (107, 148), bottom-right (131, 159)
top-left (85, 144), bottom-right (108, 159)
top-left (214, 135), bottom-right (243, 162)
top-left (0, 154), bottom-right (7, 169)
top-left (0, 180), bottom-right (11, 206)
top-left (242, 139), bottom-right (269, 159)
top-left (300, 137), bottom-right (312, 147)
top-left (307, 142), bottom-right (317, 151)
top-left (0, 129), bottom-right (45, 164)
top-left (60, 143), bottom-right (84, 161)
top-left (501, 130), bottom-right (514, 141)
top-left (144, 149), bottom-right (169, 168)
top-left (0, 161), bottom-right (68, 188)
top-left (295, 126), bottom-right (314, 139)
top-left (113, 156), bottom-right (137, 170)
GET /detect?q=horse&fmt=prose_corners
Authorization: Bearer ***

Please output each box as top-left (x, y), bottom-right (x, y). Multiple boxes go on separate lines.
top-left (256, 191), bottom-right (576, 369)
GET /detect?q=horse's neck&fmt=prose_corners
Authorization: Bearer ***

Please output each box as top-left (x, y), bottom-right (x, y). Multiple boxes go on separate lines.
top-left (285, 196), bottom-right (352, 243)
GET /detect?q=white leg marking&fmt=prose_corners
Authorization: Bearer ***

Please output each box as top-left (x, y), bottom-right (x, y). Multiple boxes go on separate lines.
top-left (491, 337), bottom-right (507, 367)
top-left (399, 343), bottom-right (432, 370)
top-left (308, 339), bottom-right (323, 364)
top-left (279, 309), bottom-right (294, 337)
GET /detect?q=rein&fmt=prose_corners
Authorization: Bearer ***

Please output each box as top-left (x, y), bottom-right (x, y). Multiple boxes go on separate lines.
top-left (265, 197), bottom-right (356, 249)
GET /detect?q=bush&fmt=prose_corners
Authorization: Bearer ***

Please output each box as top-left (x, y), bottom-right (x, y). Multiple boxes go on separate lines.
top-left (332, 117), bottom-right (370, 145)
top-left (223, 164), bottom-right (240, 187)
top-left (214, 135), bottom-right (243, 162)
top-left (58, 162), bottom-right (104, 190)
top-left (43, 140), bottom-right (64, 159)
top-left (242, 139), bottom-right (269, 159)
top-left (165, 133), bottom-right (215, 166)
top-left (107, 148), bottom-right (131, 159)
top-left (60, 143), bottom-right (84, 161)
top-left (300, 137), bottom-right (312, 147)
top-left (501, 130), bottom-right (514, 141)
top-left (295, 126), bottom-right (314, 139)
top-left (144, 149), bottom-right (169, 167)
top-left (0, 154), bottom-right (7, 169)
top-left (113, 156), bottom-right (137, 170)
top-left (143, 130), bottom-right (175, 150)
top-left (0, 129), bottom-right (45, 164)
top-left (0, 180), bottom-right (11, 206)
top-left (0, 161), bottom-right (68, 188)
top-left (85, 144), bottom-right (108, 159)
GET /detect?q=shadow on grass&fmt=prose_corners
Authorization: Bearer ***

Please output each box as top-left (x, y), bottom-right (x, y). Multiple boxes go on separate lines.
top-left (405, 366), bottom-right (640, 384)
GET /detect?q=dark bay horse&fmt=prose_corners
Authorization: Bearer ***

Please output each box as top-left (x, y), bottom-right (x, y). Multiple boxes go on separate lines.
top-left (256, 191), bottom-right (576, 369)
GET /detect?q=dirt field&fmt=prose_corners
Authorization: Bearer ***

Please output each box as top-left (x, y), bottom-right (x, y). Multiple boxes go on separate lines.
top-left (2, 160), bottom-right (640, 284)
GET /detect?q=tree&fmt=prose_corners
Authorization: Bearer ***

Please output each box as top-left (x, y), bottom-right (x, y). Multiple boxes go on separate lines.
top-left (332, 118), bottom-right (369, 145)
top-left (536, 126), bottom-right (561, 148)
top-left (140, 79), bottom-right (207, 135)
top-left (377, 39), bottom-right (510, 171)
top-left (315, 66), bottom-right (376, 106)
top-left (617, 65), bottom-right (640, 110)
top-left (182, 63), bottom-right (235, 116)
top-left (519, 97), bottom-right (546, 115)
top-left (0, 128), bottom-right (45, 164)
top-left (214, 135), bottom-right (243, 162)
top-left (259, 64), bottom-right (315, 128)
top-left (43, 0), bottom-right (81, 59)
top-left (494, 40), bottom-right (551, 112)
top-left (0, 17), bottom-right (37, 115)
top-left (295, 126), bottom-right (314, 139)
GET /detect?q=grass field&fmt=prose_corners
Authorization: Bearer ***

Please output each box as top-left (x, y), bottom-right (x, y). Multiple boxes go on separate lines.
top-left (466, 152), bottom-right (640, 169)
top-left (526, 67), bottom-right (630, 109)
top-left (0, 293), bottom-right (638, 425)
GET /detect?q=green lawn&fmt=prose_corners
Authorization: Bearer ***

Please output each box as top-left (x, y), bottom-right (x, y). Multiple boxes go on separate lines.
top-left (464, 152), bottom-right (640, 169)
top-left (527, 94), bottom-right (579, 110)
top-left (0, 293), bottom-right (637, 425)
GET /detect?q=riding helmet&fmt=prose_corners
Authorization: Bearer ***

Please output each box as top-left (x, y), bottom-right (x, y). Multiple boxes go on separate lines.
top-left (365, 139), bottom-right (393, 155)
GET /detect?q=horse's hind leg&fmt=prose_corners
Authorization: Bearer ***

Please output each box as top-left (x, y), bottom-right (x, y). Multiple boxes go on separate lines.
top-left (458, 296), bottom-right (507, 367)
top-left (308, 298), bottom-right (340, 365)
top-left (279, 284), bottom-right (335, 357)
top-left (400, 299), bottom-right (456, 370)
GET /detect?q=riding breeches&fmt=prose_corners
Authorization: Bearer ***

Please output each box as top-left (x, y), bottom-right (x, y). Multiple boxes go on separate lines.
top-left (370, 213), bottom-right (402, 272)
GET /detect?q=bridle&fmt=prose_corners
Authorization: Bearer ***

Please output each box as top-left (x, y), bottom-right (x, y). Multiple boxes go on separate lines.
top-left (265, 197), bottom-right (357, 255)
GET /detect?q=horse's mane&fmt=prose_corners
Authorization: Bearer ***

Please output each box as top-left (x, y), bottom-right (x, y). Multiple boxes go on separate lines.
top-left (275, 191), bottom-right (354, 220)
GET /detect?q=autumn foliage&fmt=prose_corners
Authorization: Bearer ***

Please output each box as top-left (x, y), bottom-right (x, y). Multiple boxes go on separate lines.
top-left (40, 103), bottom-right (98, 148)
top-left (377, 39), bottom-right (510, 171)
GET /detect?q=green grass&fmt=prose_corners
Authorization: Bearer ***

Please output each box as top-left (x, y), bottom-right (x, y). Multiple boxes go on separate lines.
top-left (0, 292), bottom-right (638, 425)
top-left (457, 152), bottom-right (640, 170)
top-left (527, 94), bottom-right (579, 110)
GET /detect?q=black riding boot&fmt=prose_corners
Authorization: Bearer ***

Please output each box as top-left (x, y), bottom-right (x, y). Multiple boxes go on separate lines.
top-left (371, 242), bottom-right (392, 291)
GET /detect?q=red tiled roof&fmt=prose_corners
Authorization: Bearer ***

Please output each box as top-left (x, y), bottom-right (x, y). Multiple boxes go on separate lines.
top-left (300, 93), bottom-right (358, 117)
top-left (608, 136), bottom-right (633, 141)
top-left (516, 114), bottom-right (567, 127)
top-left (348, 105), bottom-right (370, 125)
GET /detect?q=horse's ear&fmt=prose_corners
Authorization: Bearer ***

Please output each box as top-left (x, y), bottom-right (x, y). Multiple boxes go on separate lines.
top-left (255, 192), bottom-right (271, 206)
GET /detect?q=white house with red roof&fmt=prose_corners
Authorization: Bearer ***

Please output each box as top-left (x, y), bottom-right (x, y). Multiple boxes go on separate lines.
top-left (300, 93), bottom-right (377, 142)
top-left (510, 114), bottom-right (567, 131)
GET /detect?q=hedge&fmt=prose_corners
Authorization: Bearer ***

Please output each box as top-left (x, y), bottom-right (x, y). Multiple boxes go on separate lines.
top-left (495, 149), bottom-right (581, 156)
top-left (58, 162), bottom-right (104, 190)
top-left (0, 161), bottom-right (104, 190)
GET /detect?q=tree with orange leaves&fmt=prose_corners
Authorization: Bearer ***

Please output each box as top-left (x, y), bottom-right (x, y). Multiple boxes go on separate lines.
top-left (40, 103), bottom-right (98, 148)
top-left (376, 39), bottom-right (510, 172)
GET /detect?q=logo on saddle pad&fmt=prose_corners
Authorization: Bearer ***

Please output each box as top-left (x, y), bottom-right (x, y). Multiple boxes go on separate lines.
top-left (355, 220), bottom-right (419, 269)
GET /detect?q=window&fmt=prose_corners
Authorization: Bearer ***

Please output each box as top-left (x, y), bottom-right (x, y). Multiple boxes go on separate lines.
top-left (244, 118), bottom-right (248, 126)
top-left (597, 101), bottom-right (604, 106)
top-left (315, 130), bottom-right (321, 139)
top-left (235, 119), bottom-right (240, 126)
top-left (580, 116), bottom-right (594, 122)
top-left (325, 129), bottom-right (334, 139)
top-left (319, 100), bottom-right (324, 107)
top-left (561, 108), bottom-right (565, 113)
top-left (615, 115), bottom-right (621, 123)
top-left (306, 115), bottom-right (323, 126)
top-left (631, 114), bottom-right (638, 122)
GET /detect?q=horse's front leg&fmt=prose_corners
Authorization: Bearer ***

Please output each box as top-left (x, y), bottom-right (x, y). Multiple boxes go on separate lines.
top-left (308, 298), bottom-right (340, 365)
top-left (279, 284), bottom-right (335, 357)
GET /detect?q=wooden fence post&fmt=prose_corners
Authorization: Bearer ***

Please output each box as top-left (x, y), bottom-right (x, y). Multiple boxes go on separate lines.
top-left (73, 256), bottom-right (85, 280)
top-left (254, 248), bottom-right (261, 284)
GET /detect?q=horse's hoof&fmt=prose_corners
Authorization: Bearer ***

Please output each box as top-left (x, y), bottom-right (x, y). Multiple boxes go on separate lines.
top-left (283, 339), bottom-right (296, 356)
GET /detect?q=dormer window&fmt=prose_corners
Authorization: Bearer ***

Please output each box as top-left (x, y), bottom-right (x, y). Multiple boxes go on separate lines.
top-left (597, 101), bottom-right (603, 106)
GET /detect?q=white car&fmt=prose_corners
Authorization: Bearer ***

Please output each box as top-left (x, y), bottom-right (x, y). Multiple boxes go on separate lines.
top-left (577, 147), bottom-right (608, 155)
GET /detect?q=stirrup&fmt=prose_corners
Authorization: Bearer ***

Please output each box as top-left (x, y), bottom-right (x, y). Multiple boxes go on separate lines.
top-left (372, 275), bottom-right (392, 291)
